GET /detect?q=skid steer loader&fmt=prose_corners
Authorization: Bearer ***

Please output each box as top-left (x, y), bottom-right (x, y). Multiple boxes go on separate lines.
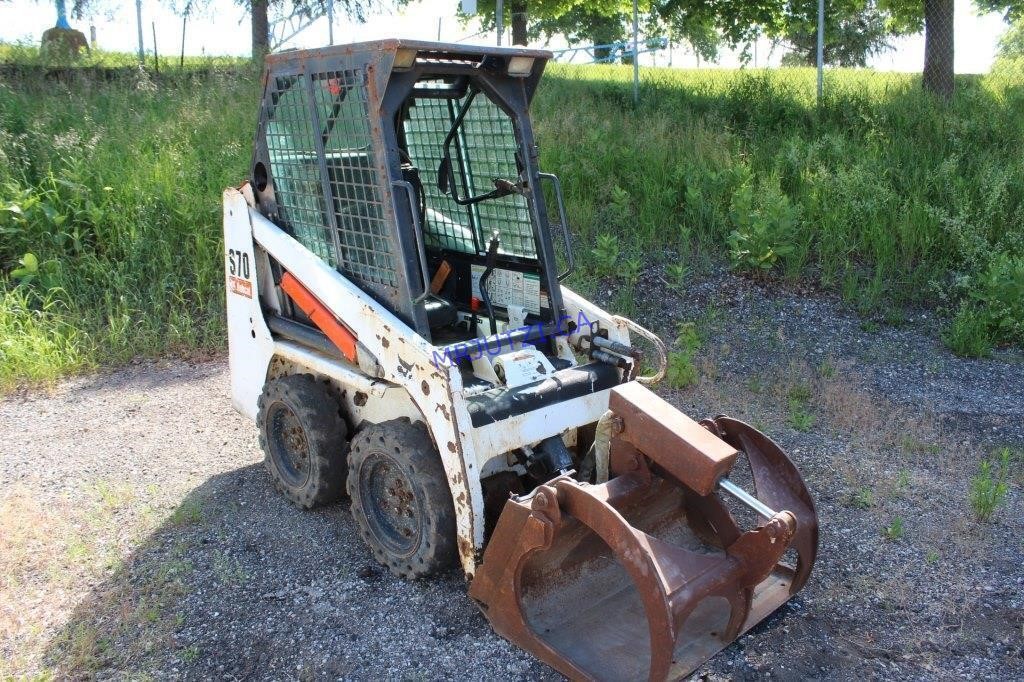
top-left (223, 39), bottom-right (819, 680)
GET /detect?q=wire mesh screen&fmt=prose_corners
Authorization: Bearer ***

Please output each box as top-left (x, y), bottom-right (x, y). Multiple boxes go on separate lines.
top-left (265, 68), bottom-right (397, 290)
top-left (403, 90), bottom-right (537, 259)
top-left (265, 74), bottom-right (337, 267)
top-left (311, 69), bottom-right (396, 288)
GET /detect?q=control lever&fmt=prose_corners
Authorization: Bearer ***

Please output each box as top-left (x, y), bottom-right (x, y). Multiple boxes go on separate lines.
top-left (479, 231), bottom-right (501, 336)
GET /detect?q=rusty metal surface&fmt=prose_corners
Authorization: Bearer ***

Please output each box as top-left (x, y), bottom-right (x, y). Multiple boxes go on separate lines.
top-left (470, 387), bottom-right (819, 681)
top-left (609, 383), bottom-right (738, 496)
top-left (265, 39), bottom-right (554, 67)
top-left (702, 415), bottom-right (819, 594)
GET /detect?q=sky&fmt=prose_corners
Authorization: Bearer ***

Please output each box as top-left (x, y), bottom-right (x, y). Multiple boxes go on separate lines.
top-left (0, 0), bottom-right (1012, 73)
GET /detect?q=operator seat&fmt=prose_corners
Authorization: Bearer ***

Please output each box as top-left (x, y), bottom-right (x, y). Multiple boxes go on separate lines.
top-left (401, 150), bottom-right (458, 331)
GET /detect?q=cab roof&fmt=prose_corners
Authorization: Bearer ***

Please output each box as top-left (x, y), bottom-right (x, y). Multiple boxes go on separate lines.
top-left (265, 38), bottom-right (552, 68)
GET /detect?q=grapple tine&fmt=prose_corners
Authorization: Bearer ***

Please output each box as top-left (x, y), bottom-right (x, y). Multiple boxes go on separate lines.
top-left (710, 416), bottom-right (820, 593)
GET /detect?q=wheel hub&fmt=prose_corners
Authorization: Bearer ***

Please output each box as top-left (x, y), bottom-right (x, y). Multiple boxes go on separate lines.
top-left (360, 453), bottom-right (421, 557)
top-left (269, 402), bottom-right (310, 486)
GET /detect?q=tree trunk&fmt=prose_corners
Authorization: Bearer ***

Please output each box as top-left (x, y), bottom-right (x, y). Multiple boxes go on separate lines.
top-left (251, 0), bottom-right (270, 61)
top-left (922, 0), bottom-right (954, 100)
top-left (510, 0), bottom-right (528, 46)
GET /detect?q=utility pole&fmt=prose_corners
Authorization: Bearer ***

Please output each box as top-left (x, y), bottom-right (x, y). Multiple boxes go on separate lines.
top-left (816, 0), bottom-right (825, 101)
top-left (152, 21), bottom-right (159, 72)
top-left (135, 0), bottom-right (145, 62)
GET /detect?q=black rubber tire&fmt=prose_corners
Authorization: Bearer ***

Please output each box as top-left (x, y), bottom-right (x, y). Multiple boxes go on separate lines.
top-left (257, 374), bottom-right (348, 509)
top-left (346, 419), bottom-right (457, 579)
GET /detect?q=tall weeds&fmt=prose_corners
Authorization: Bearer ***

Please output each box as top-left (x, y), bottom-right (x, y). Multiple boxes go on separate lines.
top-left (533, 63), bottom-right (1024, 353)
top-left (0, 66), bottom-right (258, 387)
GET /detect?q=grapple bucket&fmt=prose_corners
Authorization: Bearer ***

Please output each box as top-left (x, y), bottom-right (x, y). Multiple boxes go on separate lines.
top-left (469, 383), bottom-right (818, 681)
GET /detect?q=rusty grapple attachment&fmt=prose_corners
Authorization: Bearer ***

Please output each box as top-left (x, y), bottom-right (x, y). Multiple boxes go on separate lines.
top-left (469, 383), bottom-right (818, 680)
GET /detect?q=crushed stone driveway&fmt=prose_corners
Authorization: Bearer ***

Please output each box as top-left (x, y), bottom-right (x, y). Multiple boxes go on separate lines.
top-left (2, 272), bottom-right (1023, 680)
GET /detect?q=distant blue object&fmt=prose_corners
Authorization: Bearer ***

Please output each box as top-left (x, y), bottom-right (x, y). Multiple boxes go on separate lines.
top-left (550, 36), bottom-right (668, 65)
top-left (55, 0), bottom-right (71, 29)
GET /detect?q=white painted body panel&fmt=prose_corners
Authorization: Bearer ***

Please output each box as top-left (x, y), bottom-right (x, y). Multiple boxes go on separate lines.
top-left (223, 190), bottom-right (276, 421)
top-left (222, 186), bottom-right (650, 576)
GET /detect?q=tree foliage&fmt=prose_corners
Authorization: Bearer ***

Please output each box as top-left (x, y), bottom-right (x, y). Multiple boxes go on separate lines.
top-left (781, 0), bottom-right (897, 67)
top-left (998, 16), bottom-right (1024, 56)
top-left (470, 0), bottom-right (632, 46)
top-left (532, 7), bottom-right (630, 59)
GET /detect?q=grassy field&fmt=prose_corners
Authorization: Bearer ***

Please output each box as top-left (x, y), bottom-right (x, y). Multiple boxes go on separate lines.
top-left (1, 48), bottom-right (1022, 389)
top-left (535, 62), bottom-right (1024, 352)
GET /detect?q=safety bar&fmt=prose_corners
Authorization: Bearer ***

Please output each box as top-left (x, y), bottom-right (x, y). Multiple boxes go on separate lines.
top-left (392, 179), bottom-right (432, 303)
top-left (539, 172), bottom-right (574, 281)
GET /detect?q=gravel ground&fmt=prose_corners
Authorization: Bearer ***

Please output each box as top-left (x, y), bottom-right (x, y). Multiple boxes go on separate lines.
top-left (2, 267), bottom-right (1022, 680)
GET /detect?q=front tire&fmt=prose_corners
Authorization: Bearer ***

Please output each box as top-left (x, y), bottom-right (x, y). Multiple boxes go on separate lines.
top-left (257, 374), bottom-right (348, 509)
top-left (347, 419), bottom-right (457, 579)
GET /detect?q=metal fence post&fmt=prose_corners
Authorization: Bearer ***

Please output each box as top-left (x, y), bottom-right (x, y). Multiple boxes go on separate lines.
top-left (816, 0), bottom-right (824, 102)
top-left (632, 0), bottom-right (639, 106)
top-left (496, 0), bottom-right (503, 46)
top-left (327, 0), bottom-right (334, 45)
top-left (135, 0), bottom-right (145, 63)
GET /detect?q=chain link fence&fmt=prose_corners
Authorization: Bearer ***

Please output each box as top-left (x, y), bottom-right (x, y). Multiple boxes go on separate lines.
top-left (540, 0), bottom-right (1023, 108)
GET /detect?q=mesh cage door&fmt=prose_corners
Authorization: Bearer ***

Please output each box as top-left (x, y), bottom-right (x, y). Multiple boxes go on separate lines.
top-left (261, 63), bottom-right (410, 318)
top-left (402, 89), bottom-right (538, 260)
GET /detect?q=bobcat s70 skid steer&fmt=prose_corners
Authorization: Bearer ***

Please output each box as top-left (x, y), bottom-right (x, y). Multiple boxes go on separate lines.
top-left (223, 40), bottom-right (819, 680)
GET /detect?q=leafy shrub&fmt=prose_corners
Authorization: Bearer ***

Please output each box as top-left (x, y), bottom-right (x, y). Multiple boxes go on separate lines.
top-left (590, 233), bottom-right (620, 277)
top-left (970, 449), bottom-right (1011, 522)
top-left (621, 256), bottom-right (642, 285)
top-left (973, 254), bottom-right (1024, 345)
top-left (883, 516), bottom-right (904, 540)
top-left (944, 255), bottom-right (1024, 356)
top-left (9, 252), bottom-right (60, 290)
top-left (726, 181), bottom-right (800, 275)
top-left (665, 263), bottom-right (690, 291)
top-left (665, 322), bottom-right (702, 389)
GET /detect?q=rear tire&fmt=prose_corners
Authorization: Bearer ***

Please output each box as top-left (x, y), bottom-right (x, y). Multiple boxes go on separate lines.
top-left (347, 419), bottom-right (456, 579)
top-left (257, 374), bottom-right (348, 509)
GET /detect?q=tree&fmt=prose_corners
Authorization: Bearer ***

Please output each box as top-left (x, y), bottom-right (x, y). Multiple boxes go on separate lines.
top-left (251, 0), bottom-right (270, 56)
top-left (642, 4), bottom-right (721, 62)
top-left (655, 0), bottom-right (787, 48)
top-left (882, 0), bottom-right (1023, 100)
top-left (471, 0), bottom-right (630, 46)
top-left (917, 0), bottom-right (955, 99)
top-left (532, 7), bottom-right (629, 60)
top-left (782, 0), bottom-right (897, 67)
top-left (998, 16), bottom-right (1024, 56)
top-left (177, 0), bottom-right (373, 58)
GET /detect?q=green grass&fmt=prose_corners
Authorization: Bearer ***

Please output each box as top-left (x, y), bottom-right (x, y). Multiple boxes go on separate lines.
top-left (970, 448), bottom-right (1012, 522)
top-left (786, 383), bottom-right (815, 432)
top-left (1, 48), bottom-right (1022, 389)
top-left (535, 61), bottom-right (1024, 356)
top-left (0, 54), bottom-right (258, 389)
top-left (0, 43), bottom-right (249, 70)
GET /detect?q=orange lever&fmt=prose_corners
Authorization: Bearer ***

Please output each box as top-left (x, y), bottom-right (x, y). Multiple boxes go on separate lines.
top-left (280, 272), bottom-right (358, 363)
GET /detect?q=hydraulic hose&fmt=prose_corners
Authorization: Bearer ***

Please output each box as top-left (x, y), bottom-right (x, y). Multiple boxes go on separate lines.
top-left (479, 231), bottom-right (501, 336)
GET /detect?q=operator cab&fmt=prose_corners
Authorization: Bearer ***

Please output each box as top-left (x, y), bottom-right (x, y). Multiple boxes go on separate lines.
top-left (249, 40), bottom-right (574, 386)
top-left (393, 71), bottom-right (554, 343)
